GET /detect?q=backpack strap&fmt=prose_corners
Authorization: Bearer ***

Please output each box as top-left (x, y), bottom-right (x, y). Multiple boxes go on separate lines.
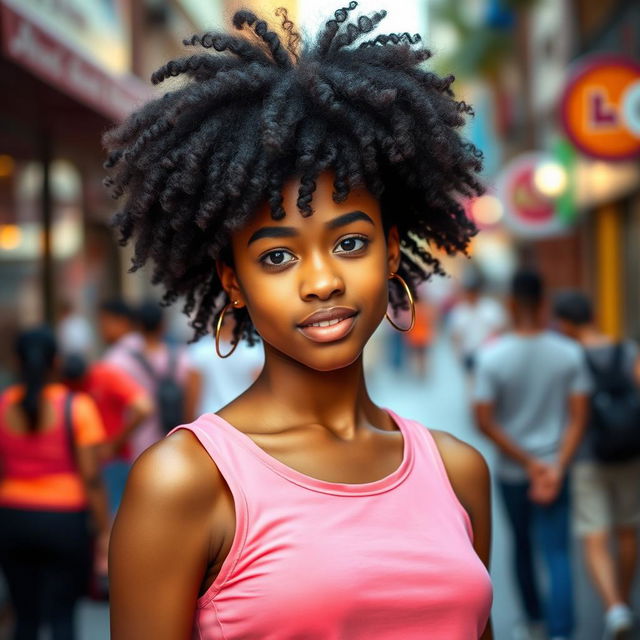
top-left (131, 347), bottom-right (179, 381)
top-left (64, 391), bottom-right (76, 468)
top-left (167, 345), bottom-right (177, 378)
top-left (583, 348), bottom-right (601, 379)
top-left (130, 350), bottom-right (159, 382)
top-left (609, 342), bottom-right (624, 375)
top-left (586, 343), bottom-right (630, 390)
top-left (608, 341), bottom-right (632, 387)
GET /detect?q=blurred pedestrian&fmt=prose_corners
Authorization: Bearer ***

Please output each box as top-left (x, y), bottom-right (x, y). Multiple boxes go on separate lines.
top-left (61, 354), bottom-right (153, 515)
top-left (449, 268), bottom-right (506, 376)
top-left (0, 327), bottom-right (110, 640)
top-left (554, 290), bottom-right (639, 638)
top-left (56, 299), bottom-right (95, 360)
top-left (474, 270), bottom-right (590, 640)
top-left (99, 298), bottom-right (142, 358)
top-left (405, 299), bottom-right (435, 378)
top-left (111, 300), bottom-right (198, 460)
top-left (188, 313), bottom-right (263, 415)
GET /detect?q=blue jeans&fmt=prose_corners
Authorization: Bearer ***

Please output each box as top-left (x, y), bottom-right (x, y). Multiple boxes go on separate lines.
top-left (102, 459), bottom-right (131, 516)
top-left (499, 478), bottom-right (574, 637)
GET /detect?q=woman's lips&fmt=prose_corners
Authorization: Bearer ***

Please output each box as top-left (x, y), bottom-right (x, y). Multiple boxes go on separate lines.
top-left (297, 313), bottom-right (358, 343)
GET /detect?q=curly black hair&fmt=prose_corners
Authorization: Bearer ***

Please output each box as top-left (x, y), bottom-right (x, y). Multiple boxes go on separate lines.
top-left (103, 2), bottom-right (483, 345)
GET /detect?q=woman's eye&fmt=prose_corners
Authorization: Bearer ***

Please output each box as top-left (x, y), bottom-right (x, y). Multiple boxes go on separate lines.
top-left (335, 236), bottom-right (368, 254)
top-left (260, 249), bottom-right (295, 267)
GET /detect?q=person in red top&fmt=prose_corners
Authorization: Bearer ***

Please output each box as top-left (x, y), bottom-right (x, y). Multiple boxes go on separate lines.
top-left (0, 327), bottom-right (110, 640)
top-left (62, 355), bottom-right (153, 514)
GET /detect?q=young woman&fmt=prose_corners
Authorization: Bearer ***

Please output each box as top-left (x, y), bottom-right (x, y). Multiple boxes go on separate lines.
top-left (105, 4), bottom-right (493, 638)
top-left (0, 327), bottom-right (110, 640)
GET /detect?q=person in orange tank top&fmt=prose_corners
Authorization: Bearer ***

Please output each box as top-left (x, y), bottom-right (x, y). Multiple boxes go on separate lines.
top-left (0, 327), bottom-right (110, 640)
top-left (104, 4), bottom-right (494, 639)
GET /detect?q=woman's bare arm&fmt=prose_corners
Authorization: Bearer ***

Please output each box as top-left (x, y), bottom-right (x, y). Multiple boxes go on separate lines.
top-left (431, 430), bottom-right (493, 640)
top-left (109, 430), bottom-right (221, 640)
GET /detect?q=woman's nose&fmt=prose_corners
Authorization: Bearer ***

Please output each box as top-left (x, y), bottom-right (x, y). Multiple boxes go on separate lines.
top-left (299, 253), bottom-right (345, 301)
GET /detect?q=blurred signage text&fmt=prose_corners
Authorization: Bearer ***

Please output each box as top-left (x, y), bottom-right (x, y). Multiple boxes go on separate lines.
top-left (560, 55), bottom-right (640, 161)
top-left (0, 1), bottom-right (150, 121)
top-left (4, 0), bottom-right (130, 73)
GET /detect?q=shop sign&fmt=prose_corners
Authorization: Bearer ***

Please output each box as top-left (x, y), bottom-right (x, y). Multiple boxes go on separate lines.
top-left (495, 152), bottom-right (567, 238)
top-left (0, 2), bottom-right (150, 122)
top-left (4, 0), bottom-right (130, 74)
top-left (560, 55), bottom-right (640, 161)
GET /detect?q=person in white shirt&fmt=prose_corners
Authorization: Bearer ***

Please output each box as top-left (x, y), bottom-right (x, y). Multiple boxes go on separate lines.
top-left (449, 269), bottom-right (506, 374)
top-left (188, 315), bottom-right (264, 415)
top-left (57, 299), bottom-right (96, 359)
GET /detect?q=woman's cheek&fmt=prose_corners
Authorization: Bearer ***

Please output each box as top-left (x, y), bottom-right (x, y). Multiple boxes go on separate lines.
top-left (243, 273), bottom-right (296, 337)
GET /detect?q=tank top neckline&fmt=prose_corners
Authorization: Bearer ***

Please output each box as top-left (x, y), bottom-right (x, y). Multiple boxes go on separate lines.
top-left (201, 408), bottom-right (414, 497)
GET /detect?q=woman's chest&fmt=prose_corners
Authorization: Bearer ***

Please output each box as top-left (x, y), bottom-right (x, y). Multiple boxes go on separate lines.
top-left (201, 494), bottom-right (491, 638)
top-left (201, 476), bottom-right (486, 597)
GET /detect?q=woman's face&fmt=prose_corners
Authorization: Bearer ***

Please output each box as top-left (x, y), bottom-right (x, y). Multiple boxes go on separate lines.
top-left (219, 172), bottom-right (401, 372)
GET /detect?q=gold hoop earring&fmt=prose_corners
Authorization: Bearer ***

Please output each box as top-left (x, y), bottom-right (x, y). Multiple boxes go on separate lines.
top-left (385, 273), bottom-right (415, 333)
top-left (215, 301), bottom-right (239, 358)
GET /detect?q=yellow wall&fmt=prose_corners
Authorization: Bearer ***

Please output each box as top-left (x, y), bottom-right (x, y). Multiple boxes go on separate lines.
top-left (595, 203), bottom-right (622, 338)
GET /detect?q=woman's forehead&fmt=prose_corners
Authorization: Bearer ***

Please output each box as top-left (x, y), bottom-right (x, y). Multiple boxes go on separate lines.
top-left (245, 172), bottom-right (382, 232)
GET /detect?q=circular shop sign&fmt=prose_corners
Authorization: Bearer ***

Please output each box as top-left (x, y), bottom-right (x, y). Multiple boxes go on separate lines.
top-left (560, 55), bottom-right (640, 161)
top-left (495, 152), bottom-right (566, 238)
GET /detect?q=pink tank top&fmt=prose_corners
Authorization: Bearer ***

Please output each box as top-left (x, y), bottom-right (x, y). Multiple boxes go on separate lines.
top-left (171, 409), bottom-right (492, 639)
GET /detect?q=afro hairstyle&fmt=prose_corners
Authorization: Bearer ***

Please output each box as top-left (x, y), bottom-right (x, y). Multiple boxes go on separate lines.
top-left (103, 2), bottom-right (483, 346)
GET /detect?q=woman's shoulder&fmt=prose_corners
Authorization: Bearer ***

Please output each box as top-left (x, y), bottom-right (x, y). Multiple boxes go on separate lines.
top-left (427, 429), bottom-right (490, 505)
top-left (126, 425), bottom-right (223, 512)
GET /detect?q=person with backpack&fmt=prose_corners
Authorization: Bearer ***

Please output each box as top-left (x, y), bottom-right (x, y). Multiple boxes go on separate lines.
top-left (0, 327), bottom-right (110, 640)
top-left (554, 290), bottom-right (639, 638)
top-left (61, 354), bottom-right (154, 515)
top-left (107, 300), bottom-right (199, 461)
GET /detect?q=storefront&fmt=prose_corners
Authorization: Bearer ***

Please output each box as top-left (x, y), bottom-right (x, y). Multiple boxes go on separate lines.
top-left (0, 0), bottom-right (149, 378)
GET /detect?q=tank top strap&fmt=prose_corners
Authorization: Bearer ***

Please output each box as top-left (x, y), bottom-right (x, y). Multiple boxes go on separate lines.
top-left (167, 416), bottom-right (250, 600)
top-left (167, 415), bottom-right (250, 516)
top-left (389, 412), bottom-right (474, 540)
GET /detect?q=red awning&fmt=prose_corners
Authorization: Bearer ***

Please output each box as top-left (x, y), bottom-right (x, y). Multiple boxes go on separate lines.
top-left (0, 1), bottom-right (151, 122)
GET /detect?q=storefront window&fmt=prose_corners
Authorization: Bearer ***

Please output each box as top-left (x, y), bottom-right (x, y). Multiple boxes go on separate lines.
top-left (0, 156), bottom-right (84, 384)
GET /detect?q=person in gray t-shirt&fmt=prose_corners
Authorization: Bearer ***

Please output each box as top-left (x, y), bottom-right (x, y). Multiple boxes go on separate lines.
top-left (474, 270), bottom-right (589, 640)
top-left (554, 290), bottom-right (639, 637)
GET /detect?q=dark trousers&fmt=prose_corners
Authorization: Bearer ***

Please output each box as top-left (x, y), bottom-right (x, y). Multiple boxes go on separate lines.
top-left (0, 507), bottom-right (91, 640)
top-left (499, 479), bottom-right (574, 637)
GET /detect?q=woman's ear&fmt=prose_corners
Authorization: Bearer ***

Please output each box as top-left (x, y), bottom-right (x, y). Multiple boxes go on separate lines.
top-left (216, 260), bottom-right (246, 309)
top-left (386, 225), bottom-right (401, 274)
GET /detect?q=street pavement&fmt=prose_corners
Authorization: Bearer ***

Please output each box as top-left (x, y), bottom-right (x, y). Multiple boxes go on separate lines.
top-left (76, 330), bottom-right (640, 639)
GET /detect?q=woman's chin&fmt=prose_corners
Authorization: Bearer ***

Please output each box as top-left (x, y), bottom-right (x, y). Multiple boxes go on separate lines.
top-left (298, 347), bottom-right (364, 373)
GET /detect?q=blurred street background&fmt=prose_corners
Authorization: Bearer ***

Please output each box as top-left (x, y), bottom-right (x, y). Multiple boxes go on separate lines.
top-left (0, 0), bottom-right (639, 639)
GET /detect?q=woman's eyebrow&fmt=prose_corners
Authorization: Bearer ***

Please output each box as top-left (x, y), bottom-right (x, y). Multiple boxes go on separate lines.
top-left (247, 210), bottom-right (374, 246)
top-left (248, 226), bottom-right (298, 246)
top-left (326, 210), bottom-right (374, 230)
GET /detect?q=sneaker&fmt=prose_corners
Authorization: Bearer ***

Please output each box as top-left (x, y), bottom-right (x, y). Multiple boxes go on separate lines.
top-left (604, 604), bottom-right (634, 640)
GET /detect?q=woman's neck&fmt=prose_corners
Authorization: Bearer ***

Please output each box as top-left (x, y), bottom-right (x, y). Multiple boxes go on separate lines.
top-left (250, 347), bottom-right (383, 440)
